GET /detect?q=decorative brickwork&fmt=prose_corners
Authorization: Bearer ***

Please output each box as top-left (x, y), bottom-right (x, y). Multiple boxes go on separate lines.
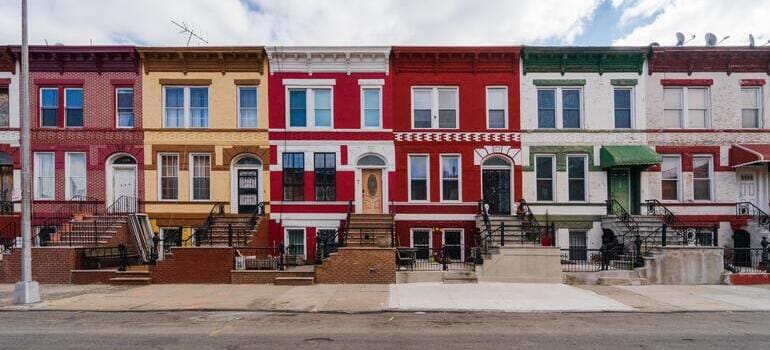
top-left (314, 247), bottom-right (395, 284)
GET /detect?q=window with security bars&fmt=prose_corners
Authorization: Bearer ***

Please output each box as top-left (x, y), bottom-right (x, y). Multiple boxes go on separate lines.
top-left (314, 153), bottom-right (335, 201)
top-left (283, 153), bottom-right (304, 201)
top-left (191, 154), bottom-right (211, 200)
top-left (412, 229), bottom-right (431, 260)
top-left (568, 231), bottom-right (587, 261)
top-left (286, 229), bottom-right (305, 257)
top-left (159, 154), bottom-right (179, 200)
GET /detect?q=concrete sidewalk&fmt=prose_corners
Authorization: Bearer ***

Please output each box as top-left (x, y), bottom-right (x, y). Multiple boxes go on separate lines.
top-left (2, 283), bottom-right (770, 313)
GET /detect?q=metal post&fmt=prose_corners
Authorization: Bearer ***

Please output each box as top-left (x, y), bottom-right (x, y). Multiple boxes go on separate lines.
top-left (712, 224), bottom-right (718, 247)
top-left (442, 245), bottom-right (448, 271)
top-left (227, 223), bottom-right (233, 247)
top-left (499, 221), bottom-right (505, 247)
top-left (661, 224), bottom-right (667, 247)
top-left (13, 0), bottom-right (40, 304)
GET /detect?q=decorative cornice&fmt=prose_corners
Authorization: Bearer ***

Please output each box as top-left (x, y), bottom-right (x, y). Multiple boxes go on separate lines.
top-left (650, 47), bottom-right (770, 76)
top-left (265, 46), bottom-right (390, 75)
top-left (137, 47), bottom-right (265, 75)
top-left (9, 46), bottom-right (138, 73)
top-left (394, 131), bottom-right (521, 143)
top-left (522, 46), bottom-right (646, 75)
top-left (392, 46), bottom-right (520, 74)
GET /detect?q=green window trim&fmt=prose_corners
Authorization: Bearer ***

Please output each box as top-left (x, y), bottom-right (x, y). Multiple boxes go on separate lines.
top-left (533, 79), bottom-right (586, 86)
top-left (611, 79), bottom-right (638, 86)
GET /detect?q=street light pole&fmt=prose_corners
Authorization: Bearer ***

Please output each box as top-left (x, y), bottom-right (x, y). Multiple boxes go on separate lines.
top-left (12, 0), bottom-right (40, 305)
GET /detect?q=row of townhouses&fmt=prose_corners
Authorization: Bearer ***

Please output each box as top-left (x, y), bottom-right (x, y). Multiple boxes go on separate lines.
top-left (0, 44), bottom-right (769, 284)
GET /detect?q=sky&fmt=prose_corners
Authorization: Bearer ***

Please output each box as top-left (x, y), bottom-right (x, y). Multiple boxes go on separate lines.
top-left (0, 0), bottom-right (768, 47)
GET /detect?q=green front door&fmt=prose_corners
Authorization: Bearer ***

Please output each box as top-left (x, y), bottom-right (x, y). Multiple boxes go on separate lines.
top-left (609, 169), bottom-right (631, 211)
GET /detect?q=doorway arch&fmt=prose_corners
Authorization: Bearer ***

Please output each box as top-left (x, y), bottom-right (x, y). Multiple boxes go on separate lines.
top-left (105, 153), bottom-right (138, 209)
top-left (230, 154), bottom-right (263, 214)
top-left (481, 155), bottom-right (513, 215)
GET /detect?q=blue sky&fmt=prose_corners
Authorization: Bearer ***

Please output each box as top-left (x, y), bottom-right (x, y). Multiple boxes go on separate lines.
top-left (0, 0), bottom-right (767, 47)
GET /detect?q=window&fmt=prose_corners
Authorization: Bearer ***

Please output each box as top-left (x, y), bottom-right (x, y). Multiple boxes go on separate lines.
top-left (412, 87), bottom-right (458, 129)
top-left (190, 154), bottom-right (211, 201)
top-left (440, 155), bottom-right (460, 202)
top-left (34, 152), bottom-right (55, 200)
top-left (568, 231), bottom-right (588, 261)
top-left (614, 88), bottom-right (632, 128)
top-left (741, 88), bottom-right (762, 128)
top-left (64, 88), bottom-right (83, 127)
top-left (65, 152), bottom-right (86, 199)
top-left (535, 155), bottom-right (555, 201)
top-left (486, 87), bottom-right (508, 129)
top-left (40, 88), bottom-right (58, 127)
top-left (362, 87), bottom-right (382, 128)
top-left (693, 156), bottom-right (713, 201)
top-left (0, 86), bottom-right (8, 127)
top-left (661, 156), bottom-right (681, 201)
top-left (412, 229), bottom-right (431, 259)
top-left (409, 155), bottom-right (429, 201)
top-left (159, 154), bottom-right (179, 200)
top-left (238, 86), bottom-right (258, 128)
top-left (287, 88), bottom-right (332, 128)
top-left (285, 228), bottom-right (306, 258)
top-left (537, 88), bottom-right (581, 129)
top-left (163, 86), bottom-right (209, 128)
top-left (282, 153), bottom-right (304, 201)
top-left (116, 88), bottom-right (134, 128)
top-left (314, 153), bottom-right (336, 201)
top-left (663, 87), bottom-right (709, 129)
top-left (567, 155), bottom-right (587, 202)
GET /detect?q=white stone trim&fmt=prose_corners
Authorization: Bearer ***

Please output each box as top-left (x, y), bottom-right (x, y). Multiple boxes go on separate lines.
top-left (358, 79), bottom-right (385, 86)
top-left (266, 46), bottom-right (391, 75)
top-left (473, 146), bottom-right (521, 165)
top-left (395, 132), bottom-right (521, 143)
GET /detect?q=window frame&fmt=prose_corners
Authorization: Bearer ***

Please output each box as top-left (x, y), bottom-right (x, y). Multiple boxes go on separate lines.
top-left (692, 155), bottom-right (714, 202)
top-left (536, 87), bottom-right (583, 129)
top-left (613, 87), bottom-right (634, 129)
top-left (284, 227), bottom-right (307, 259)
top-left (64, 152), bottom-right (87, 200)
top-left (408, 154), bottom-right (430, 203)
top-left (360, 85), bottom-right (383, 129)
top-left (162, 86), bottom-right (210, 129)
top-left (39, 87), bottom-right (59, 128)
top-left (314, 152), bottom-right (336, 202)
top-left (534, 154), bottom-right (556, 202)
top-left (410, 86), bottom-right (460, 130)
top-left (284, 86), bottom-right (334, 130)
top-left (63, 87), bottom-right (84, 128)
top-left (663, 86), bottom-right (711, 129)
top-left (282, 152), bottom-right (305, 201)
top-left (660, 155), bottom-right (682, 202)
top-left (439, 154), bottom-right (462, 203)
top-left (237, 86), bottom-right (259, 129)
top-left (157, 152), bottom-right (180, 201)
top-left (33, 152), bottom-right (55, 201)
top-left (410, 228), bottom-right (433, 260)
top-left (566, 154), bottom-right (588, 202)
top-left (0, 85), bottom-right (9, 128)
top-left (189, 153), bottom-right (211, 201)
top-left (740, 87), bottom-right (763, 129)
top-left (115, 87), bottom-right (134, 128)
top-left (486, 86), bottom-right (509, 130)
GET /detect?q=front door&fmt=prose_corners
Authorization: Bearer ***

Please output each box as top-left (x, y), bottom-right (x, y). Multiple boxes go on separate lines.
top-left (362, 169), bottom-right (383, 214)
top-left (237, 169), bottom-right (259, 214)
top-left (733, 230), bottom-right (751, 267)
top-left (482, 169), bottom-right (511, 215)
top-left (112, 167), bottom-right (136, 211)
top-left (738, 172), bottom-right (758, 206)
top-left (609, 169), bottom-right (631, 212)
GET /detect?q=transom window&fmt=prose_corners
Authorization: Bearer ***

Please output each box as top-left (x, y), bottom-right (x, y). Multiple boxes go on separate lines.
top-left (663, 87), bottom-right (709, 129)
top-left (412, 87), bottom-right (458, 129)
top-left (486, 87), bottom-right (508, 129)
top-left (288, 88), bottom-right (332, 128)
top-left (34, 152), bottom-right (55, 200)
top-left (163, 86), bottom-right (209, 128)
top-left (537, 88), bottom-right (581, 129)
top-left (65, 152), bottom-right (87, 199)
top-left (535, 155), bottom-right (555, 201)
top-left (362, 87), bottom-right (382, 128)
top-left (440, 155), bottom-right (460, 202)
top-left (613, 88), bottom-right (632, 128)
top-left (409, 155), bottom-right (429, 202)
top-left (567, 155), bottom-right (587, 202)
top-left (661, 156), bottom-right (681, 201)
top-left (314, 153), bottom-right (336, 202)
top-left (238, 86), bottom-right (258, 128)
top-left (741, 87), bottom-right (762, 128)
top-left (159, 153), bottom-right (179, 200)
top-left (692, 156), bottom-right (713, 201)
top-left (116, 88), bottom-right (134, 128)
top-left (190, 154), bottom-right (211, 201)
top-left (282, 153), bottom-right (305, 201)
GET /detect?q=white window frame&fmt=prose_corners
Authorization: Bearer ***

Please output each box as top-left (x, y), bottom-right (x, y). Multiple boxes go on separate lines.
top-left (33, 152), bottom-right (55, 200)
top-left (39, 87), bottom-right (59, 128)
top-left (237, 86), bottom-right (259, 129)
top-left (535, 154), bottom-right (556, 202)
top-left (566, 154), bottom-right (588, 203)
top-left (157, 152), bottom-right (180, 201)
top-left (162, 86), bottom-right (210, 129)
top-left (115, 87), bottom-right (134, 129)
top-left (284, 227), bottom-right (307, 259)
top-left (284, 86), bottom-right (334, 130)
top-left (663, 87), bottom-right (711, 129)
top-left (536, 87), bottom-right (583, 129)
top-left (692, 155), bottom-right (714, 202)
top-left (64, 152), bottom-right (87, 200)
top-left (410, 86), bottom-right (459, 130)
top-left (486, 86), bottom-right (508, 129)
top-left (410, 228), bottom-right (433, 258)
top-left (613, 87), bottom-right (634, 129)
top-left (189, 153), bottom-right (211, 201)
top-left (441, 228), bottom-right (465, 262)
top-left (740, 87), bottom-right (763, 129)
top-left (439, 154), bottom-right (462, 203)
top-left (64, 87), bottom-right (84, 128)
top-left (408, 154), bottom-right (430, 203)
top-left (660, 155), bottom-right (682, 202)
top-left (360, 85), bottom-right (383, 129)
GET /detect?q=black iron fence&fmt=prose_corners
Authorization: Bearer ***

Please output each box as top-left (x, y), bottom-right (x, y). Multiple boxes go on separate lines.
top-left (724, 248), bottom-right (770, 274)
top-left (560, 247), bottom-right (639, 272)
top-left (396, 246), bottom-right (476, 272)
top-left (233, 247), bottom-right (288, 270)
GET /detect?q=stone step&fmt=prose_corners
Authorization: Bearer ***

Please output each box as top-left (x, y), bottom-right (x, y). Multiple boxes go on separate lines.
top-left (443, 276), bottom-right (478, 284)
top-left (273, 276), bottom-right (314, 286)
top-left (109, 276), bottom-right (152, 285)
top-left (597, 276), bottom-right (648, 286)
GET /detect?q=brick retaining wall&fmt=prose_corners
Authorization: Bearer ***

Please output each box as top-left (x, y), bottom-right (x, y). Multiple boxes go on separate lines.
top-left (151, 248), bottom-right (234, 284)
top-left (315, 247), bottom-right (395, 284)
top-left (0, 247), bottom-right (81, 284)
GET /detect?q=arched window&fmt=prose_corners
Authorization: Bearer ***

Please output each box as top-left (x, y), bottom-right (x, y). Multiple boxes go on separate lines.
top-left (236, 156), bottom-right (262, 166)
top-left (357, 155), bottom-right (386, 167)
top-left (112, 155), bottom-right (136, 165)
top-left (482, 156), bottom-right (510, 167)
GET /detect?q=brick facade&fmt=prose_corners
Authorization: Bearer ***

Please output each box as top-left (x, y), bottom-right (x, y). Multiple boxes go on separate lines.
top-left (0, 247), bottom-right (81, 284)
top-left (315, 247), bottom-right (396, 284)
top-left (150, 247), bottom-right (234, 284)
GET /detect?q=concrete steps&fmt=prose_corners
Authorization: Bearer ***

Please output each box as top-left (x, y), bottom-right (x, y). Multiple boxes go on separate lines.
top-left (274, 276), bottom-right (314, 285)
top-left (442, 271), bottom-right (478, 284)
top-left (346, 214), bottom-right (394, 247)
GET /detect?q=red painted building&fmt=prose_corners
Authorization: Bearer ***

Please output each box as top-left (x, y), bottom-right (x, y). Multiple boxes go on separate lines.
top-left (0, 47), bottom-right (21, 241)
top-left (390, 47), bottom-right (522, 259)
top-left (11, 46), bottom-right (144, 225)
top-left (265, 47), bottom-right (393, 262)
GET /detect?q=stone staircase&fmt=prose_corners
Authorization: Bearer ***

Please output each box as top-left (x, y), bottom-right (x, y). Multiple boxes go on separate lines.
top-left (601, 215), bottom-right (664, 244)
top-left (345, 214), bottom-right (394, 247)
top-left (203, 214), bottom-right (260, 246)
top-left (476, 215), bottom-right (530, 249)
top-left (48, 214), bottom-right (129, 246)
top-left (109, 265), bottom-right (152, 285)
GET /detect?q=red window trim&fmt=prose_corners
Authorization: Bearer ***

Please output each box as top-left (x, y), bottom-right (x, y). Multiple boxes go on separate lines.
top-left (740, 79), bottom-right (766, 87)
top-left (113, 86), bottom-right (135, 129)
top-left (661, 79), bottom-right (713, 87)
top-left (0, 78), bottom-right (11, 86)
top-left (38, 86), bottom-right (84, 128)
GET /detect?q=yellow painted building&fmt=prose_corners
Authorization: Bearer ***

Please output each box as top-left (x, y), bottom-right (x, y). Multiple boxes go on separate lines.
top-left (138, 47), bottom-right (269, 235)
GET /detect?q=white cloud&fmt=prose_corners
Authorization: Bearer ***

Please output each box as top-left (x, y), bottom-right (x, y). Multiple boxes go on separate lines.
top-left (0, 0), bottom-right (602, 46)
top-left (614, 0), bottom-right (770, 46)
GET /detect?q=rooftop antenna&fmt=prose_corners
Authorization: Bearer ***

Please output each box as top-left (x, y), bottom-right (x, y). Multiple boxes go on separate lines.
top-left (749, 34), bottom-right (755, 48)
top-left (705, 33), bottom-right (717, 47)
top-left (171, 20), bottom-right (208, 46)
top-left (716, 35), bottom-right (730, 45)
top-left (676, 32), bottom-right (695, 46)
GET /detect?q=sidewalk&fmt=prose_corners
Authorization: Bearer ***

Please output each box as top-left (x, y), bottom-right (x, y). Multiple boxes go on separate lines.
top-left (2, 283), bottom-right (770, 313)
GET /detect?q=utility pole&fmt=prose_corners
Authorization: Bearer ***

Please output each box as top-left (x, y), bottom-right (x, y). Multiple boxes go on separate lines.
top-left (12, 0), bottom-right (40, 304)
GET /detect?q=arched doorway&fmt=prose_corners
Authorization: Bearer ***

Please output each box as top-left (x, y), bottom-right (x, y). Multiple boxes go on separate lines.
top-left (105, 154), bottom-right (137, 209)
top-left (230, 155), bottom-right (262, 214)
top-left (0, 152), bottom-right (12, 213)
top-left (733, 230), bottom-right (751, 267)
top-left (481, 156), bottom-right (512, 215)
top-left (356, 154), bottom-right (387, 214)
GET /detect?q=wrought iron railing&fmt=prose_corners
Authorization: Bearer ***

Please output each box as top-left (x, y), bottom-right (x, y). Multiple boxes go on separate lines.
top-left (606, 198), bottom-right (640, 239)
top-left (560, 246), bottom-right (639, 272)
top-left (516, 199), bottom-right (553, 244)
top-left (736, 201), bottom-right (770, 231)
top-left (643, 199), bottom-right (718, 250)
top-left (724, 247), bottom-right (770, 273)
top-left (396, 245), bottom-right (476, 272)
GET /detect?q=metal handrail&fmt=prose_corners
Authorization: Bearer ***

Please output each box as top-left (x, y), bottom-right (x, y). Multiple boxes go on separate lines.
top-left (736, 201), bottom-right (770, 230)
top-left (606, 198), bottom-right (640, 238)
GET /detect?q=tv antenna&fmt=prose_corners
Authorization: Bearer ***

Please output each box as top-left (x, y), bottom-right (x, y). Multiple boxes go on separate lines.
top-left (675, 32), bottom-right (695, 46)
top-left (171, 20), bottom-right (208, 46)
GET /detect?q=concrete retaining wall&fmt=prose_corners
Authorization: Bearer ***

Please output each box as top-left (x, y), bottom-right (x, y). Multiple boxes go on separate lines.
top-left (478, 247), bottom-right (562, 283)
top-left (642, 247), bottom-right (723, 285)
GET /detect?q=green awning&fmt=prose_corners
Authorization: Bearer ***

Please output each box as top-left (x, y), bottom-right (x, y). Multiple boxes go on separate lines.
top-left (600, 146), bottom-right (661, 169)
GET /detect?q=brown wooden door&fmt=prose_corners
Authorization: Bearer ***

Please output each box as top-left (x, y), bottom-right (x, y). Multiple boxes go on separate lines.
top-left (362, 169), bottom-right (383, 214)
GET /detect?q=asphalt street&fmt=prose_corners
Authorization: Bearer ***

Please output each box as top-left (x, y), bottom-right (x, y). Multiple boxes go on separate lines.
top-left (1, 311), bottom-right (769, 349)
